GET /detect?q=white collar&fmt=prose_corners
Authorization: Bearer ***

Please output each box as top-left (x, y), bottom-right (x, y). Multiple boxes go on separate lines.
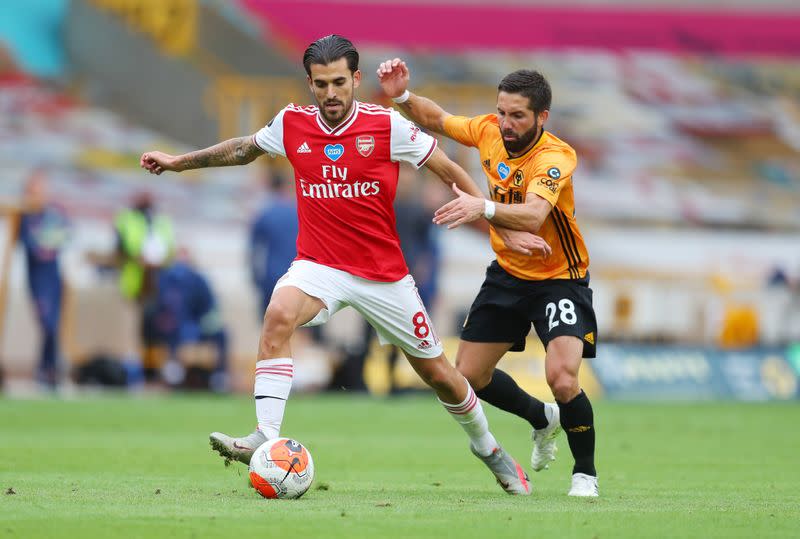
top-left (315, 101), bottom-right (359, 136)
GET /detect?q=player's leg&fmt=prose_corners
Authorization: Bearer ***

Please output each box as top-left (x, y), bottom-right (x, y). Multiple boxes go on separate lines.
top-left (210, 284), bottom-right (325, 465)
top-left (529, 276), bottom-right (598, 495)
top-left (456, 340), bottom-right (552, 431)
top-left (354, 274), bottom-right (529, 494)
top-left (459, 284), bottom-right (560, 472)
top-left (255, 285), bottom-right (325, 433)
top-left (545, 335), bottom-right (597, 496)
top-left (405, 351), bottom-right (530, 495)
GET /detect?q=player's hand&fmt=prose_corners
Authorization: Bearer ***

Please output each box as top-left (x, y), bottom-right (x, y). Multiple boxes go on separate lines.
top-left (376, 58), bottom-right (410, 99)
top-left (494, 226), bottom-right (552, 258)
top-left (140, 151), bottom-right (180, 175)
top-left (433, 184), bottom-right (485, 229)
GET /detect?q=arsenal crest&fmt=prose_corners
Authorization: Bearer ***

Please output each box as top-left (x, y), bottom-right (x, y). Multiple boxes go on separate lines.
top-left (356, 135), bottom-right (375, 157)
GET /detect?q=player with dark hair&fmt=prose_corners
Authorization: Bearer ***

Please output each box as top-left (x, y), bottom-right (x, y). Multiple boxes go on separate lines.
top-left (378, 59), bottom-right (599, 496)
top-left (141, 34), bottom-right (550, 495)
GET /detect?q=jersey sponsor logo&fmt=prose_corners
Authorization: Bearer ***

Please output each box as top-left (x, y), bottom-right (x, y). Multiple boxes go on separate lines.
top-left (513, 170), bottom-right (524, 187)
top-left (538, 177), bottom-right (559, 193)
top-left (547, 167), bottom-right (561, 180)
top-left (299, 179), bottom-right (380, 199)
top-left (497, 162), bottom-right (510, 180)
top-left (301, 165), bottom-right (380, 199)
top-left (324, 144), bottom-right (344, 161)
top-left (322, 164), bottom-right (348, 181)
top-left (355, 135), bottom-right (375, 157)
top-left (297, 141), bottom-right (311, 154)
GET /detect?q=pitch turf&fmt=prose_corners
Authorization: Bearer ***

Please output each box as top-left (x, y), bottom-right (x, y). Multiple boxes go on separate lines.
top-left (1, 394), bottom-right (798, 538)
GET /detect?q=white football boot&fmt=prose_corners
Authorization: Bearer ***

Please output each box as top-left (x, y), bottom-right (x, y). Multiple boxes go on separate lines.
top-left (531, 402), bottom-right (562, 471)
top-left (209, 430), bottom-right (267, 465)
top-left (568, 473), bottom-right (599, 497)
top-left (471, 445), bottom-right (532, 495)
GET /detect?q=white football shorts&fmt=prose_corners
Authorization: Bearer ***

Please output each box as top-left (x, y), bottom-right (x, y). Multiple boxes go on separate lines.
top-left (273, 260), bottom-right (442, 359)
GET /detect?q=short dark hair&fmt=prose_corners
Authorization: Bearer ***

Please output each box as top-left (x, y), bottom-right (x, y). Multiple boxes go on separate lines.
top-left (498, 70), bottom-right (551, 114)
top-left (302, 34), bottom-right (359, 75)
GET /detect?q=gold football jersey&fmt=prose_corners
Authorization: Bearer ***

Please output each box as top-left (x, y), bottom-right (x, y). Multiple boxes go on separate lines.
top-left (445, 114), bottom-right (589, 280)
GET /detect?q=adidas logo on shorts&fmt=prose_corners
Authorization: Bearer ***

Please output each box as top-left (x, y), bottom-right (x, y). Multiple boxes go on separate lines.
top-left (417, 340), bottom-right (432, 350)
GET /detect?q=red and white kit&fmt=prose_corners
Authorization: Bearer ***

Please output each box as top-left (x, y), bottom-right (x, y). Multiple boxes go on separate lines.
top-left (253, 101), bottom-right (441, 358)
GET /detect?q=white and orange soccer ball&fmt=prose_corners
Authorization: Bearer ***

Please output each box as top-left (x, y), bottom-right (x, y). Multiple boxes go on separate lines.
top-left (248, 438), bottom-right (315, 499)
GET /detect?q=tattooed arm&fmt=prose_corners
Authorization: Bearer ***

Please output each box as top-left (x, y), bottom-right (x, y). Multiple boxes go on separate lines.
top-left (140, 136), bottom-right (264, 175)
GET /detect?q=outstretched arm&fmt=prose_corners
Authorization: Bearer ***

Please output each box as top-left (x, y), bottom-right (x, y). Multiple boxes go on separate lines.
top-left (424, 151), bottom-right (551, 257)
top-left (435, 184), bottom-right (553, 234)
top-left (140, 136), bottom-right (264, 175)
top-left (377, 58), bottom-right (451, 136)
top-left (423, 146), bottom-right (484, 198)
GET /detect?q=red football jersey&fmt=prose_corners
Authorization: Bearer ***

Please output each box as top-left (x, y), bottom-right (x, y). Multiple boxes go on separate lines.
top-left (253, 101), bottom-right (438, 281)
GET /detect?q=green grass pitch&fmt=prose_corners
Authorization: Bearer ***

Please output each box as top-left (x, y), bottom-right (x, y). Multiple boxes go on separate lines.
top-left (1, 394), bottom-right (798, 538)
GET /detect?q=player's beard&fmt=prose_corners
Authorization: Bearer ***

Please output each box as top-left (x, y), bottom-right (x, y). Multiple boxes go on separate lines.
top-left (501, 120), bottom-right (540, 155)
top-left (320, 98), bottom-right (352, 126)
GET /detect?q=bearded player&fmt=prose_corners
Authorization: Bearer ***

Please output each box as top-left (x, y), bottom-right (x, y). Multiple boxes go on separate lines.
top-left (378, 58), bottom-right (599, 497)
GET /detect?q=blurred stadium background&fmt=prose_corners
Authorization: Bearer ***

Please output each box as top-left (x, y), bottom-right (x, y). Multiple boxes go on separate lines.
top-left (1, 0), bottom-right (799, 402)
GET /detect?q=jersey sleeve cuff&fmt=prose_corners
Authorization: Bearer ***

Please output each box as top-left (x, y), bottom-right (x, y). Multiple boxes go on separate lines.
top-left (526, 187), bottom-right (558, 207)
top-left (415, 138), bottom-right (438, 168)
top-left (252, 134), bottom-right (267, 153)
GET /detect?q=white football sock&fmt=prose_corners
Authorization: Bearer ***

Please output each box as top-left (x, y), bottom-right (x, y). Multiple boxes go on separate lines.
top-left (254, 358), bottom-right (293, 439)
top-left (439, 378), bottom-right (498, 457)
top-left (544, 402), bottom-right (557, 425)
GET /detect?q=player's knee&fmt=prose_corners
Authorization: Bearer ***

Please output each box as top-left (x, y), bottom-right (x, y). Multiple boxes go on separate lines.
top-left (263, 300), bottom-right (295, 328)
top-left (261, 302), bottom-right (295, 347)
top-left (456, 360), bottom-right (491, 391)
top-left (548, 372), bottom-right (579, 402)
top-left (419, 360), bottom-right (453, 392)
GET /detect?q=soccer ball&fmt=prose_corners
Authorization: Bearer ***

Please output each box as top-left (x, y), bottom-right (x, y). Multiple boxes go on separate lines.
top-left (248, 438), bottom-right (315, 499)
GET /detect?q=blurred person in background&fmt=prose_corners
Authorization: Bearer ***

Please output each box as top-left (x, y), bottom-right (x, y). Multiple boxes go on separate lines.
top-left (117, 191), bottom-right (176, 383)
top-left (113, 191), bottom-right (175, 304)
top-left (18, 168), bottom-right (71, 388)
top-left (89, 190), bottom-right (176, 383)
top-left (380, 59), bottom-right (598, 496)
top-left (140, 34), bottom-right (551, 495)
top-left (249, 171), bottom-right (298, 318)
top-left (145, 248), bottom-right (228, 392)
